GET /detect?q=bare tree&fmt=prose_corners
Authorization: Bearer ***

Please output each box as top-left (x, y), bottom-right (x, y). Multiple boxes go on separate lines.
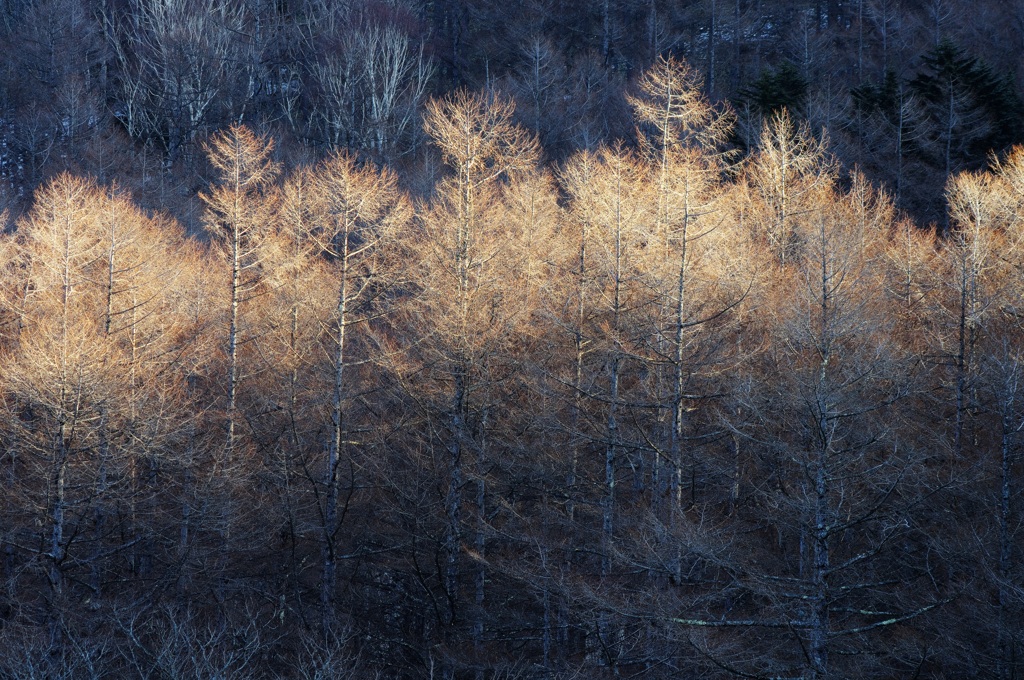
top-left (943, 169), bottom-right (1010, 454)
top-left (629, 55), bottom-right (739, 515)
top-left (4, 176), bottom-right (112, 628)
top-left (309, 150), bottom-right (410, 635)
top-left (745, 109), bottom-right (837, 264)
top-left (201, 124), bottom-right (279, 463)
top-left (417, 88), bottom-right (540, 672)
top-left (310, 6), bottom-right (433, 156)
top-left (105, 0), bottom-right (250, 158)
top-left (0, 174), bottom-right (192, 646)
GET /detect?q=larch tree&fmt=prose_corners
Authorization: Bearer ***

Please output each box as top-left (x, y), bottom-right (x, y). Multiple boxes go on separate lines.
top-left (0, 173), bottom-right (201, 646)
top-left (492, 160), bottom-right (567, 668)
top-left (254, 167), bottom-right (333, 591)
top-left (1, 176), bottom-right (135, 640)
top-left (308, 150), bottom-right (411, 636)
top-left (558, 142), bottom-right (658, 670)
top-left (628, 55), bottom-right (740, 518)
top-left (944, 147), bottom-right (1024, 676)
top-left (161, 237), bottom-right (225, 596)
top-left (201, 124), bottom-right (279, 464)
top-left (417, 88), bottom-right (540, 671)
top-left (5, 176), bottom-right (107, 617)
top-left (553, 149), bottom-right (610, 529)
top-left (88, 185), bottom-right (192, 586)
top-left (746, 108), bottom-right (836, 264)
top-left (737, 183), bottom-right (942, 678)
top-left (254, 166), bottom-right (325, 434)
top-left (201, 124), bottom-right (279, 600)
top-left (944, 168), bottom-right (1007, 454)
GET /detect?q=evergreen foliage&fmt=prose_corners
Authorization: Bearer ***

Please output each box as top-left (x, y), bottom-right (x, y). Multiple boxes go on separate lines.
top-left (740, 60), bottom-right (809, 115)
top-left (908, 40), bottom-right (1024, 169)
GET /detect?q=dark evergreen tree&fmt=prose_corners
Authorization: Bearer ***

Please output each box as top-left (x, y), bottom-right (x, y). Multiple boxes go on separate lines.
top-left (909, 40), bottom-right (1024, 178)
top-left (740, 61), bottom-right (810, 116)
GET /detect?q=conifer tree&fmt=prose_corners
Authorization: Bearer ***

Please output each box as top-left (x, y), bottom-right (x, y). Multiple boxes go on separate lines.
top-left (201, 124), bottom-right (279, 463)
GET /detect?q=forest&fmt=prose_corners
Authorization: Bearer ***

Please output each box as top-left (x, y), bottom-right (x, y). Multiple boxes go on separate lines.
top-left (3, 0), bottom-right (1024, 678)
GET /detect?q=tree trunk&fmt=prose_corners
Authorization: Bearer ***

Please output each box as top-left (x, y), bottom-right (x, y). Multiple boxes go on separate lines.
top-left (322, 234), bottom-right (350, 635)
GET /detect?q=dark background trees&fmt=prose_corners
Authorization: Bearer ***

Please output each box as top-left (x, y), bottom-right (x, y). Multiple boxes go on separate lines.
top-left (2, 0), bottom-right (1023, 226)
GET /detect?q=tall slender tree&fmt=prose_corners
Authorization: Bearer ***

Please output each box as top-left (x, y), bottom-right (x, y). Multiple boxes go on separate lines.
top-left (201, 124), bottom-right (279, 464)
top-left (309, 150), bottom-right (410, 635)
top-left (417, 89), bottom-right (540, 673)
